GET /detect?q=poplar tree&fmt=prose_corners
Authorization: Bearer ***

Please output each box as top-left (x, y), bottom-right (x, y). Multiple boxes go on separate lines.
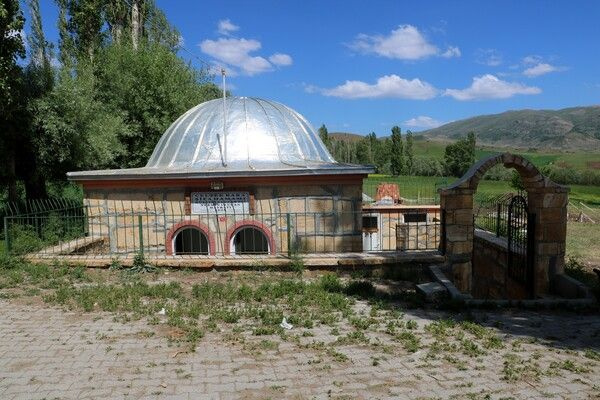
top-left (0, 0), bottom-right (25, 201)
top-left (405, 129), bottom-right (414, 175)
top-left (390, 126), bottom-right (404, 176)
top-left (318, 124), bottom-right (333, 153)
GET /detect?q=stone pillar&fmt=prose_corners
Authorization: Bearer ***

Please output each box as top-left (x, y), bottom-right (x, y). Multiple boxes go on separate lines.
top-left (527, 187), bottom-right (569, 296)
top-left (440, 187), bottom-right (474, 293)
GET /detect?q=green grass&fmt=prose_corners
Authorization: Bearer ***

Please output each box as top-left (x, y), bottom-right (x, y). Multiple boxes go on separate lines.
top-left (414, 138), bottom-right (600, 173)
top-left (566, 223), bottom-right (600, 263)
top-left (364, 174), bottom-right (600, 206)
top-left (2, 258), bottom-right (599, 385)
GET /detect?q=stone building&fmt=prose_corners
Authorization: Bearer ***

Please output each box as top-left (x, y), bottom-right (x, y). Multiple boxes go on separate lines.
top-left (67, 97), bottom-right (374, 256)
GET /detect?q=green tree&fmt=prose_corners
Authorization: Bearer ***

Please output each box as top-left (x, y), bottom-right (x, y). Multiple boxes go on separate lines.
top-left (93, 43), bottom-right (220, 167)
top-left (65, 0), bottom-right (105, 60)
top-left (0, 0), bottom-right (26, 201)
top-left (318, 124), bottom-right (332, 153)
top-left (32, 66), bottom-right (129, 178)
top-left (405, 129), bottom-right (414, 175)
top-left (0, 0), bottom-right (24, 107)
top-left (443, 132), bottom-right (477, 177)
top-left (355, 137), bottom-right (370, 165)
top-left (366, 132), bottom-right (378, 165)
top-left (19, 0), bottom-right (55, 198)
top-left (57, 0), bottom-right (75, 68)
top-left (374, 138), bottom-right (391, 174)
top-left (390, 126), bottom-right (404, 176)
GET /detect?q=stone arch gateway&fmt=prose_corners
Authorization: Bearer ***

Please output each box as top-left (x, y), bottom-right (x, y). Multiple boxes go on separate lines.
top-left (439, 152), bottom-right (569, 297)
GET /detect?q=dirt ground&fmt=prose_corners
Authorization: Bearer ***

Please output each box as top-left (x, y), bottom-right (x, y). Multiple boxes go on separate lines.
top-left (0, 267), bottom-right (599, 399)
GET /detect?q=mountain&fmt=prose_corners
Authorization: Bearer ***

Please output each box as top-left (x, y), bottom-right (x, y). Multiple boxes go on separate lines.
top-left (420, 106), bottom-right (600, 151)
top-left (329, 132), bottom-right (365, 142)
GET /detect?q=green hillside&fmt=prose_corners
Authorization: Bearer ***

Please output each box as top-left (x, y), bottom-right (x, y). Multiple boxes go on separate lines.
top-left (420, 106), bottom-right (600, 151)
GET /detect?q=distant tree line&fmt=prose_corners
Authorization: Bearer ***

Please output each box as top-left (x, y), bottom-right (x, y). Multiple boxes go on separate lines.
top-left (318, 125), bottom-right (476, 178)
top-left (0, 0), bottom-right (221, 202)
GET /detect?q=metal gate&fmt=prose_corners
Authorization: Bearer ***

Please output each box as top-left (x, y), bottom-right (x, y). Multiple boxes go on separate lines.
top-left (507, 195), bottom-right (535, 297)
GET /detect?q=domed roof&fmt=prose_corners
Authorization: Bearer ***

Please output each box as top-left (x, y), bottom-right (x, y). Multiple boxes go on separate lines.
top-left (146, 97), bottom-right (335, 171)
top-left (67, 96), bottom-right (374, 180)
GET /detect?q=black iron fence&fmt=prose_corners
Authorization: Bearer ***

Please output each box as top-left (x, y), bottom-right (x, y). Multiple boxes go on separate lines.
top-left (0, 198), bottom-right (83, 243)
top-left (3, 203), bottom-right (441, 258)
top-left (474, 191), bottom-right (525, 238)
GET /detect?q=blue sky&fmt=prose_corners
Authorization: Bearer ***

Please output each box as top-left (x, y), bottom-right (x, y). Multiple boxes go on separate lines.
top-left (35, 0), bottom-right (600, 135)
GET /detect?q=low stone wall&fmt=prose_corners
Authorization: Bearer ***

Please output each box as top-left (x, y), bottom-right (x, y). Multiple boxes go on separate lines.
top-left (396, 223), bottom-right (441, 251)
top-left (472, 229), bottom-right (528, 299)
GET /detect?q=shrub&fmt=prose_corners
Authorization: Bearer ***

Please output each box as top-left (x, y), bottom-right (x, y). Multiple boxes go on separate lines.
top-left (8, 225), bottom-right (44, 255)
top-left (0, 254), bottom-right (20, 269)
top-left (319, 273), bottom-right (343, 292)
top-left (344, 280), bottom-right (376, 298)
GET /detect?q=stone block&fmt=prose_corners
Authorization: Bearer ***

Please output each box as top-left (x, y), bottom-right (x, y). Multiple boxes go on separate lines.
top-left (452, 261), bottom-right (472, 293)
top-left (447, 224), bottom-right (470, 242)
top-left (543, 223), bottom-right (567, 242)
top-left (538, 242), bottom-right (559, 255)
top-left (542, 193), bottom-right (568, 208)
top-left (448, 241), bottom-right (472, 254)
top-left (444, 195), bottom-right (473, 209)
top-left (416, 282), bottom-right (447, 300)
top-left (309, 198), bottom-right (334, 212)
top-left (454, 209), bottom-right (473, 225)
top-left (539, 207), bottom-right (564, 223)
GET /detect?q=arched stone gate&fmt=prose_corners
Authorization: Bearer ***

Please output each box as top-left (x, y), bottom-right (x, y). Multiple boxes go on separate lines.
top-left (439, 153), bottom-right (569, 297)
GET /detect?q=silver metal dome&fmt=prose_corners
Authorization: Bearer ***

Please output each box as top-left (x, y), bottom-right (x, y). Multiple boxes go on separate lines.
top-left (67, 96), bottom-right (374, 180)
top-left (146, 97), bottom-right (335, 171)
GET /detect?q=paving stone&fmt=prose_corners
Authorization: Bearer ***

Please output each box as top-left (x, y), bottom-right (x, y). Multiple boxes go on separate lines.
top-left (1, 299), bottom-right (600, 399)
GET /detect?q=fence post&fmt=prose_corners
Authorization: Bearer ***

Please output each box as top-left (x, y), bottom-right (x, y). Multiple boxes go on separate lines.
top-left (496, 203), bottom-right (501, 237)
top-left (138, 215), bottom-right (144, 254)
top-left (83, 205), bottom-right (89, 237)
top-left (286, 213), bottom-right (292, 257)
top-left (4, 217), bottom-right (10, 254)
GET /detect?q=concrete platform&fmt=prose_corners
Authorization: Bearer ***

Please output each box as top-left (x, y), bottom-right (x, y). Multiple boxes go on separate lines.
top-left (26, 250), bottom-right (444, 269)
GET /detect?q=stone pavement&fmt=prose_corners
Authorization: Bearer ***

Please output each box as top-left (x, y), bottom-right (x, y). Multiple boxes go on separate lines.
top-left (1, 299), bottom-right (599, 399)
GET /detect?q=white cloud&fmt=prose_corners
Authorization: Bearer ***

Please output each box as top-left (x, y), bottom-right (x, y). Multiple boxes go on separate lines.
top-left (200, 38), bottom-right (272, 75)
top-left (441, 46), bottom-right (461, 58)
top-left (523, 55), bottom-right (543, 65)
top-left (523, 63), bottom-right (561, 77)
top-left (217, 19), bottom-right (239, 36)
top-left (520, 56), bottom-right (565, 77)
top-left (404, 116), bottom-right (444, 129)
top-left (319, 74), bottom-right (438, 100)
top-left (269, 53), bottom-right (293, 66)
top-left (476, 49), bottom-right (503, 66)
top-left (201, 21), bottom-right (292, 76)
top-left (348, 25), bottom-right (459, 60)
top-left (444, 74), bottom-right (541, 100)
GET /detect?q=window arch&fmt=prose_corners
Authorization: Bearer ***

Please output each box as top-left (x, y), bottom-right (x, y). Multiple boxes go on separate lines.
top-left (230, 227), bottom-right (269, 254)
top-left (173, 227), bottom-right (209, 255)
top-left (165, 221), bottom-right (215, 255)
top-left (225, 220), bottom-right (276, 255)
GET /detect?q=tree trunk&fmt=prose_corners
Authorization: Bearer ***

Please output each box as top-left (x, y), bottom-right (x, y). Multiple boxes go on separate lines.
top-left (24, 170), bottom-right (47, 200)
top-left (6, 147), bottom-right (18, 203)
top-left (131, 0), bottom-right (139, 50)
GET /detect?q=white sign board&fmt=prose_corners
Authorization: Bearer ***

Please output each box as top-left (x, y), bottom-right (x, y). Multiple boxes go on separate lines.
top-left (191, 191), bottom-right (250, 215)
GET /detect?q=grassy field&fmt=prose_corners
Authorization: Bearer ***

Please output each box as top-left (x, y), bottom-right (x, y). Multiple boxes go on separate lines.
top-left (413, 138), bottom-right (600, 172)
top-left (364, 174), bottom-right (600, 206)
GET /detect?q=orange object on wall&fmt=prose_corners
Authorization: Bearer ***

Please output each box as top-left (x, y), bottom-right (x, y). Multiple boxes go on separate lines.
top-left (374, 183), bottom-right (401, 203)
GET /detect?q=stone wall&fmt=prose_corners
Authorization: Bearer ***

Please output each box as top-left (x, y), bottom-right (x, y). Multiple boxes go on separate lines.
top-left (439, 152), bottom-right (569, 297)
top-left (472, 230), bottom-right (529, 300)
top-left (396, 223), bottom-right (441, 251)
top-left (83, 182), bottom-right (363, 255)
